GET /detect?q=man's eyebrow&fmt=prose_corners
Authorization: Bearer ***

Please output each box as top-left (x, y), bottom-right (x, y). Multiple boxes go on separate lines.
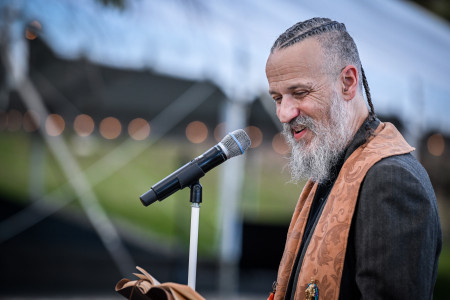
top-left (269, 83), bottom-right (311, 95)
top-left (269, 89), bottom-right (279, 95)
top-left (287, 83), bottom-right (311, 90)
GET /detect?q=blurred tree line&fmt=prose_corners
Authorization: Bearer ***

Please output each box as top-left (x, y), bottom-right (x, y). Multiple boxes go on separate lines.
top-left (410, 0), bottom-right (450, 22)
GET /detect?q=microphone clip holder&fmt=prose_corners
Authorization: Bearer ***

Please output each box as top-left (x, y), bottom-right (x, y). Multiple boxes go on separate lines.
top-left (189, 181), bottom-right (202, 204)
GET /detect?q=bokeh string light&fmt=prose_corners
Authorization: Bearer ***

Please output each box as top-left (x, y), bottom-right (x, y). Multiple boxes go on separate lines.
top-left (128, 118), bottom-right (150, 141)
top-left (45, 114), bottom-right (65, 136)
top-left (25, 20), bottom-right (42, 40)
top-left (214, 122), bottom-right (227, 142)
top-left (74, 114), bottom-right (95, 137)
top-left (272, 132), bottom-right (289, 155)
top-left (186, 121), bottom-right (208, 144)
top-left (23, 110), bottom-right (40, 132)
top-left (427, 133), bottom-right (445, 157)
top-left (99, 117), bottom-right (121, 139)
top-left (245, 126), bottom-right (263, 148)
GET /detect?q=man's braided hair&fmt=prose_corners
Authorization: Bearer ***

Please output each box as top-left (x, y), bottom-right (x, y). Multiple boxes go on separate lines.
top-left (271, 17), bottom-right (376, 120)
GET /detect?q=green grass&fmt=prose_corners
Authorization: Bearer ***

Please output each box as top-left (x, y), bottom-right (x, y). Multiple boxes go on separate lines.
top-left (0, 132), bottom-right (33, 199)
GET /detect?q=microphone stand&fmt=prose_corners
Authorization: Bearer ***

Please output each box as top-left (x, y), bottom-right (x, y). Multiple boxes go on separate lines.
top-left (188, 181), bottom-right (202, 291)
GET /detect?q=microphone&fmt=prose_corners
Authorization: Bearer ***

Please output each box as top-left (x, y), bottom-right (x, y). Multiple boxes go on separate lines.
top-left (140, 129), bottom-right (251, 206)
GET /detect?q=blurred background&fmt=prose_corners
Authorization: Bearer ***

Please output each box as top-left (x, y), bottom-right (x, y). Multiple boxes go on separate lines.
top-left (0, 0), bottom-right (449, 299)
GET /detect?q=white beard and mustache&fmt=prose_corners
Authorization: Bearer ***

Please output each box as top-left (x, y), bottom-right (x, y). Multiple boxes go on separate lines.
top-left (282, 90), bottom-right (353, 183)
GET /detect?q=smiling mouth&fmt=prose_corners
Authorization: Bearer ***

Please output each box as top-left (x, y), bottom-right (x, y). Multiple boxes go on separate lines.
top-left (293, 125), bottom-right (306, 135)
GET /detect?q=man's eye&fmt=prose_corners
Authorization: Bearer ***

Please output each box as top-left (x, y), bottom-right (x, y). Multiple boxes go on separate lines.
top-left (294, 91), bottom-right (308, 98)
top-left (272, 96), bottom-right (282, 103)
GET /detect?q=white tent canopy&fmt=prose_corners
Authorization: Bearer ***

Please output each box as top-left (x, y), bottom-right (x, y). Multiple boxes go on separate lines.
top-left (4, 0), bottom-right (450, 134)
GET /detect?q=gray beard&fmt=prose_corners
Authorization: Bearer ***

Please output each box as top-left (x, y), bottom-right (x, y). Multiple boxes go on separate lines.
top-left (282, 91), bottom-right (353, 183)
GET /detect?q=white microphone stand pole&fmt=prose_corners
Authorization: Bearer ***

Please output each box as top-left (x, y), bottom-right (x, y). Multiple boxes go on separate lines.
top-left (188, 182), bottom-right (202, 290)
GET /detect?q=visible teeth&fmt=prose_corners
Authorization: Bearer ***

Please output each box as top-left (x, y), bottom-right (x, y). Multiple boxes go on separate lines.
top-left (293, 126), bottom-right (305, 133)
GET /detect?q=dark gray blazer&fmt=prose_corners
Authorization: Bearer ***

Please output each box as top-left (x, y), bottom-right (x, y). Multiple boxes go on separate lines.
top-left (339, 141), bottom-right (442, 299)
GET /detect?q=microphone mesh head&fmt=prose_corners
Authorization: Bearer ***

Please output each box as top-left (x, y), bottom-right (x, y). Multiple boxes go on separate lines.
top-left (220, 129), bottom-right (251, 158)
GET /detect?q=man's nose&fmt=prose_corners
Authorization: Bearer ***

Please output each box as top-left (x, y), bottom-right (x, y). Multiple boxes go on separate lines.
top-left (277, 96), bottom-right (299, 124)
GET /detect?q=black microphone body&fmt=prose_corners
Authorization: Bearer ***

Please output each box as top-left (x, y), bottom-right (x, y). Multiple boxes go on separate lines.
top-left (140, 129), bottom-right (251, 206)
top-left (140, 145), bottom-right (226, 205)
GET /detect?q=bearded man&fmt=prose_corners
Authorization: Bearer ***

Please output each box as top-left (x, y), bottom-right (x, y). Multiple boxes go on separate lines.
top-left (266, 18), bottom-right (442, 300)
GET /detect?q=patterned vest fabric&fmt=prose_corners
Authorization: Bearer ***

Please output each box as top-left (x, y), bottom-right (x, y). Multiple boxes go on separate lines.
top-left (274, 122), bottom-right (414, 300)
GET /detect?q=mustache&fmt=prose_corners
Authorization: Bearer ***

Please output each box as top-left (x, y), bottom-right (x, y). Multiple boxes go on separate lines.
top-left (282, 115), bottom-right (317, 135)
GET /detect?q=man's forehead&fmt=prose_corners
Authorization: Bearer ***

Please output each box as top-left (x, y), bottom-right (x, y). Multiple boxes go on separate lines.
top-left (266, 39), bottom-right (325, 82)
top-left (270, 38), bottom-right (321, 59)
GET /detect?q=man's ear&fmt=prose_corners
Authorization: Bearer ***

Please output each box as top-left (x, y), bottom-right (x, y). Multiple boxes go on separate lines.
top-left (340, 65), bottom-right (358, 101)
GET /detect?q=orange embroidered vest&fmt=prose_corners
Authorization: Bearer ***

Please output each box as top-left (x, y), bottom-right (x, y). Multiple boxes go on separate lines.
top-left (274, 122), bottom-right (414, 300)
